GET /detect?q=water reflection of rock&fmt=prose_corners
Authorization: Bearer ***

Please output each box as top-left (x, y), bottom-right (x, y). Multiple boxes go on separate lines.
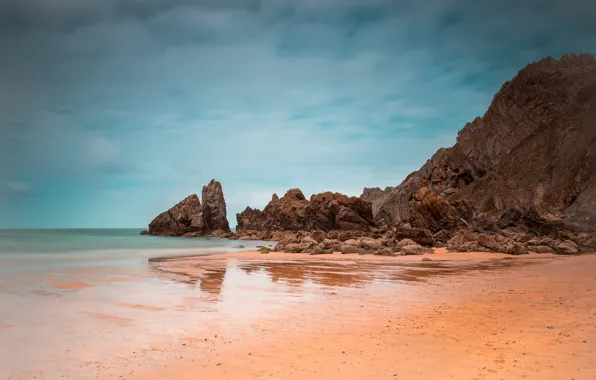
top-left (148, 261), bottom-right (227, 300)
top-left (237, 258), bottom-right (541, 289)
top-left (239, 261), bottom-right (377, 288)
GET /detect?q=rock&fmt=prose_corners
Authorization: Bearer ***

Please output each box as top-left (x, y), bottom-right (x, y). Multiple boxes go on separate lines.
top-left (259, 246), bottom-right (270, 254)
top-left (340, 244), bottom-right (360, 254)
top-left (236, 189), bottom-right (375, 234)
top-left (358, 237), bottom-right (383, 250)
top-left (300, 236), bottom-right (319, 247)
top-left (505, 243), bottom-right (528, 255)
top-left (360, 187), bottom-right (394, 203)
top-left (534, 245), bottom-right (554, 253)
top-left (477, 234), bottom-right (501, 251)
top-left (367, 54), bottom-right (596, 230)
top-left (401, 245), bottom-right (430, 255)
top-left (148, 194), bottom-right (208, 236)
top-left (321, 238), bottom-right (341, 250)
top-left (284, 243), bottom-right (310, 253)
top-left (393, 227), bottom-right (435, 246)
top-left (374, 248), bottom-right (394, 256)
top-left (233, 245), bottom-right (245, 249)
top-left (396, 238), bottom-right (417, 249)
top-left (310, 246), bottom-right (330, 255)
top-left (202, 180), bottom-right (231, 233)
top-left (409, 187), bottom-right (462, 232)
top-left (422, 257), bottom-right (432, 262)
top-left (145, 180), bottom-right (232, 237)
top-left (557, 240), bottom-right (579, 254)
top-left (139, 230), bottom-right (150, 235)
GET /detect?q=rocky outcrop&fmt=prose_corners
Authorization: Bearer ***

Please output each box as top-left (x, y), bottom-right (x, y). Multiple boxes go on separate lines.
top-left (236, 189), bottom-right (375, 233)
top-left (369, 53), bottom-right (596, 230)
top-left (144, 180), bottom-right (232, 237)
top-left (202, 180), bottom-right (231, 233)
top-left (147, 194), bottom-right (207, 236)
top-left (361, 187), bottom-right (394, 203)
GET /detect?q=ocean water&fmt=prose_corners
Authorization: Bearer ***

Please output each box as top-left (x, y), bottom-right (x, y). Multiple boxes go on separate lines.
top-left (0, 229), bottom-right (272, 271)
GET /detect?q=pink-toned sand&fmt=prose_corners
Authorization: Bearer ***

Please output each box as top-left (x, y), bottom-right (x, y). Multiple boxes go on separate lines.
top-left (131, 250), bottom-right (596, 380)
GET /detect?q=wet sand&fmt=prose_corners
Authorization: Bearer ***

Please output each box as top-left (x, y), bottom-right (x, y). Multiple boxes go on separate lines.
top-left (136, 250), bottom-right (596, 380)
top-left (2, 250), bottom-right (595, 379)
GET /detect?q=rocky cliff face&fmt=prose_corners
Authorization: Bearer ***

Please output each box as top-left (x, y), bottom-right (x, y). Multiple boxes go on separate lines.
top-left (236, 189), bottom-right (375, 235)
top-left (369, 53), bottom-right (596, 229)
top-left (144, 180), bottom-right (232, 237)
top-left (202, 180), bottom-right (231, 233)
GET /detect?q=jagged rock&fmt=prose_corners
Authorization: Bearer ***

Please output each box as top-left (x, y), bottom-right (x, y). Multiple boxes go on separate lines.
top-left (361, 187), bottom-right (394, 203)
top-left (368, 54), bottom-right (596, 231)
top-left (393, 227), bottom-right (435, 246)
top-left (236, 189), bottom-right (375, 233)
top-left (477, 234), bottom-right (501, 251)
top-left (409, 187), bottom-right (462, 232)
top-left (534, 245), bottom-right (554, 253)
top-left (202, 180), bottom-right (231, 233)
top-left (148, 195), bottom-right (207, 236)
top-left (340, 244), bottom-right (360, 254)
top-left (145, 180), bottom-right (232, 237)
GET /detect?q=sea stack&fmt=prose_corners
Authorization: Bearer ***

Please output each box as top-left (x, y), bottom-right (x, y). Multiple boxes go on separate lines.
top-left (144, 180), bottom-right (231, 237)
top-left (202, 179), bottom-right (231, 233)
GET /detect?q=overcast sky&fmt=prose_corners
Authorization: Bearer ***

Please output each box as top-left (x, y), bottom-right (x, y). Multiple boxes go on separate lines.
top-left (1, 0), bottom-right (595, 228)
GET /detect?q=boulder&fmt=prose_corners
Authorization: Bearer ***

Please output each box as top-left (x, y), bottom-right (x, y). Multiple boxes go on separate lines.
top-left (401, 245), bottom-right (431, 255)
top-left (310, 246), bottom-right (330, 255)
top-left (393, 227), bottom-right (435, 246)
top-left (340, 245), bottom-right (360, 254)
top-left (375, 248), bottom-right (394, 256)
top-left (396, 238), bottom-right (417, 249)
top-left (505, 243), bottom-right (528, 255)
top-left (557, 240), bottom-right (579, 254)
top-left (534, 245), bottom-right (554, 253)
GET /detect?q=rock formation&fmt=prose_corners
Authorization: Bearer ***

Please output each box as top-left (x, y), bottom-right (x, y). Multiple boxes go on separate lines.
top-left (144, 180), bottom-right (232, 237)
top-left (236, 189), bottom-right (375, 234)
top-left (367, 53), bottom-right (596, 230)
top-left (202, 180), bottom-right (231, 233)
top-left (147, 194), bottom-right (208, 237)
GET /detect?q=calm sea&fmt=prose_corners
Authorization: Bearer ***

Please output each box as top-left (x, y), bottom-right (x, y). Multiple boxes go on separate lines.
top-left (0, 229), bottom-right (272, 271)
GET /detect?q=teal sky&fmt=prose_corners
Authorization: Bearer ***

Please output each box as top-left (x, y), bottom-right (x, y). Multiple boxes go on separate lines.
top-left (1, 0), bottom-right (596, 228)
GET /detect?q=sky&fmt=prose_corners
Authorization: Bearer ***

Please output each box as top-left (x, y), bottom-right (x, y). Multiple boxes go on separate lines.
top-left (1, 0), bottom-right (596, 228)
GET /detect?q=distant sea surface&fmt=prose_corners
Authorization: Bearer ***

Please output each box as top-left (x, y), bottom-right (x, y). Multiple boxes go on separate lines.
top-left (0, 228), bottom-right (271, 271)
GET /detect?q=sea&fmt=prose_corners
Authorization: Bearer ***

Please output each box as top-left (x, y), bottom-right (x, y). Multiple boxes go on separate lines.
top-left (0, 228), bottom-right (272, 272)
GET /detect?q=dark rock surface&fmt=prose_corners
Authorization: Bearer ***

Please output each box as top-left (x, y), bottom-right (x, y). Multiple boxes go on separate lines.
top-left (202, 180), bottom-right (231, 233)
top-left (368, 54), bottom-right (596, 230)
top-left (147, 194), bottom-right (207, 236)
top-left (236, 189), bottom-right (375, 233)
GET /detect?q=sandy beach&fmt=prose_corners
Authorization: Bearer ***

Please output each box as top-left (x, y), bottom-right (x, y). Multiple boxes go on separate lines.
top-left (142, 250), bottom-right (596, 379)
top-left (2, 250), bottom-right (595, 379)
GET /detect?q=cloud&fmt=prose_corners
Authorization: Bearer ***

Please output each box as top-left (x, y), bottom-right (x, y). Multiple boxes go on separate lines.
top-left (1, 0), bottom-right (595, 227)
top-left (2, 179), bottom-right (31, 195)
